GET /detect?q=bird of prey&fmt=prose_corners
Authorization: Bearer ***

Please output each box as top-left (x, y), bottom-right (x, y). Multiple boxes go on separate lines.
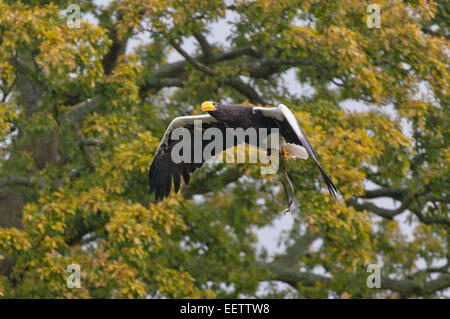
top-left (148, 101), bottom-right (339, 212)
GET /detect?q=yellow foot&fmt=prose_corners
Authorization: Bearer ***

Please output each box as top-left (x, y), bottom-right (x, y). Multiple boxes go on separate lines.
top-left (279, 148), bottom-right (290, 159)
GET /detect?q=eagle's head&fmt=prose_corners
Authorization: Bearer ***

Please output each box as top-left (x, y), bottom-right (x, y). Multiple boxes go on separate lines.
top-left (201, 100), bottom-right (252, 123)
top-left (201, 100), bottom-right (228, 121)
top-left (201, 101), bottom-right (220, 113)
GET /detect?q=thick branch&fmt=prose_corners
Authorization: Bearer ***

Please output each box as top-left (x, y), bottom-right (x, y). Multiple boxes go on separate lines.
top-left (242, 57), bottom-right (314, 79)
top-left (139, 42), bottom-right (267, 103)
top-left (168, 39), bottom-right (215, 76)
top-left (225, 77), bottom-right (268, 105)
top-left (273, 232), bottom-right (320, 267)
top-left (382, 273), bottom-right (450, 295)
top-left (411, 208), bottom-right (450, 227)
top-left (102, 26), bottom-right (128, 75)
top-left (266, 262), bottom-right (331, 288)
top-left (76, 128), bottom-right (96, 172)
top-left (361, 188), bottom-right (408, 201)
top-left (182, 167), bottom-right (243, 199)
top-left (168, 39), bottom-right (268, 105)
top-left (81, 139), bottom-right (103, 147)
top-left (265, 261), bottom-right (450, 296)
top-left (63, 95), bottom-right (102, 124)
top-left (193, 32), bottom-right (214, 62)
top-left (347, 193), bottom-right (414, 219)
top-left (147, 46), bottom-right (258, 80)
top-left (140, 78), bottom-right (184, 93)
top-left (0, 176), bottom-right (33, 188)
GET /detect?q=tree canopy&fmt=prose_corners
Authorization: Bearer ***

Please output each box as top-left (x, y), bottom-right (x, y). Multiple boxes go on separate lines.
top-left (0, 0), bottom-right (448, 298)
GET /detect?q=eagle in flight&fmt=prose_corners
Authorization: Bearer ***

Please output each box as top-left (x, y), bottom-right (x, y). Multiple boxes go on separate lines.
top-left (148, 101), bottom-right (339, 211)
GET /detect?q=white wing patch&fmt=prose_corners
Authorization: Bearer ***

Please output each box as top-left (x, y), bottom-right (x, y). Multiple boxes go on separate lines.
top-left (253, 104), bottom-right (305, 140)
top-left (167, 114), bottom-right (217, 130)
top-left (277, 104), bottom-right (305, 139)
top-left (156, 114), bottom-right (218, 153)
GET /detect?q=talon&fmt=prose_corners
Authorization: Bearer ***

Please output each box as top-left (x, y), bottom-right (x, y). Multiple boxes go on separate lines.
top-left (279, 148), bottom-right (290, 159)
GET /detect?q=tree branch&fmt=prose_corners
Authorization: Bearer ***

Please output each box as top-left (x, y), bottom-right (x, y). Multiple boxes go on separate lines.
top-left (241, 57), bottom-right (314, 79)
top-left (63, 95), bottom-right (102, 124)
top-left (76, 129), bottom-right (96, 172)
top-left (182, 166), bottom-right (243, 199)
top-left (102, 26), bottom-right (128, 75)
top-left (411, 208), bottom-right (450, 227)
top-left (0, 175), bottom-right (46, 189)
top-left (225, 76), bottom-right (268, 105)
top-left (168, 38), bottom-right (215, 76)
top-left (266, 262), bottom-right (331, 288)
top-left (193, 32), bottom-right (214, 62)
top-left (347, 193), bottom-right (414, 219)
top-left (264, 260), bottom-right (450, 296)
top-left (361, 187), bottom-right (408, 201)
top-left (167, 39), bottom-right (268, 105)
top-left (382, 273), bottom-right (450, 295)
top-left (0, 176), bottom-right (33, 188)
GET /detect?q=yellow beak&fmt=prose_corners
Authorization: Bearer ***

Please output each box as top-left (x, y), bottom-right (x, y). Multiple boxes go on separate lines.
top-left (201, 101), bottom-right (217, 112)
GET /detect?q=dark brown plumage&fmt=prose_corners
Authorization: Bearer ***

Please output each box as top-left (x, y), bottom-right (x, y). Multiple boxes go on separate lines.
top-left (149, 102), bottom-right (339, 202)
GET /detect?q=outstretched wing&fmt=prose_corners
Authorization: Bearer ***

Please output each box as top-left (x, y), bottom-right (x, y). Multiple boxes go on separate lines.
top-left (149, 115), bottom-right (217, 200)
top-left (149, 115), bottom-right (238, 201)
top-left (253, 104), bottom-right (340, 197)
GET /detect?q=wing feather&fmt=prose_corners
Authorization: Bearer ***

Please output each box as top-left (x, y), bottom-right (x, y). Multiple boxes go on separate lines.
top-left (253, 104), bottom-right (340, 197)
top-left (149, 115), bottom-right (238, 200)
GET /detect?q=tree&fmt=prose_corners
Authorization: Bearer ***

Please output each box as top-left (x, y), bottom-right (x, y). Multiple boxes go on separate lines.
top-left (0, 0), bottom-right (448, 298)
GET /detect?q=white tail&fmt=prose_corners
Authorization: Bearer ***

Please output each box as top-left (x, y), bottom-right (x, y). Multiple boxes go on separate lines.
top-left (284, 143), bottom-right (308, 160)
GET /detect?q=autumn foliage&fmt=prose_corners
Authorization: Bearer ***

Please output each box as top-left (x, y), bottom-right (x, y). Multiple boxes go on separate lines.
top-left (0, 0), bottom-right (448, 298)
